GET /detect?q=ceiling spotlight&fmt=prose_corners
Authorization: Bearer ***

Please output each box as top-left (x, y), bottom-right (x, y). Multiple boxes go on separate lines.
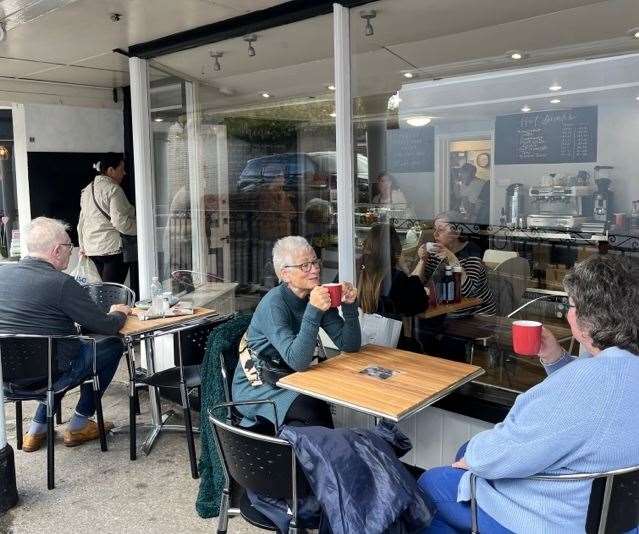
top-left (521, 105), bottom-right (531, 113)
top-left (506, 50), bottom-right (526, 60)
top-left (261, 92), bottom-right (271, 99)
top-left (550, 98), bottom-right (561, 104)
top-left (329, 112), bottom-right (337, 118)
top-left (406, 116), bottom-right (432, 127)
top-left (327, 84), bottom-right (335, 91)
top-left (549, 84), bottom-right (562, 91)
top-left (110, 13), bottom-right (122, 23)
top-left (403, 72), bottom-right (414, 79)
top-left (210, 51), bottom-right (223, 72)
top-left (244, 35), bottom-right (257, 57)
top-left (360, 9), bottom-right (376, 37)
top-left (636, 96), bottom-right (639, 101)
top-left (627, 27), bottom-right (639, 39)
top-left (153, 117), bottom-right (164, 122)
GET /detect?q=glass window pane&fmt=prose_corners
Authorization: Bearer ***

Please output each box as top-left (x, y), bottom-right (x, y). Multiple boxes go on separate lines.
top-left (150, 13), bottom-right (336, 312)
top-left (350, 0), bottom-right (639, 394)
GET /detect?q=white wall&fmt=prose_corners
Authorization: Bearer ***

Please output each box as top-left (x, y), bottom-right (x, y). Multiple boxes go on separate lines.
top-left (24, 103), bottom-right (124, 153)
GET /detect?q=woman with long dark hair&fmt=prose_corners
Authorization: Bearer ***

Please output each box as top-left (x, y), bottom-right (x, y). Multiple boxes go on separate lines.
top-left (357, 224), bottom-right (427, 348)
top-left (78, 152), bottom-right (136, 284)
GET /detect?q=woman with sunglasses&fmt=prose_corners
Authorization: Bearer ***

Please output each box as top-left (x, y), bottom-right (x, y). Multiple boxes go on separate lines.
top-left (232, 235), bottom-right (360, 430)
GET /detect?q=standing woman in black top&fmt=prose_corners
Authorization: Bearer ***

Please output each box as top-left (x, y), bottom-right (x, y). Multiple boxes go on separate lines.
top-left (358, 224), bottom-right (427, 349)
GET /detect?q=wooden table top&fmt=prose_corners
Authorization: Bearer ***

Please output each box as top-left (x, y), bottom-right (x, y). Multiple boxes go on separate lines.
top-left (119, 307), bottom-right (219, 337)
top-left (277, 344), bottom-right (484, 421)
top-left (417, 297), bottom-right (483, 319)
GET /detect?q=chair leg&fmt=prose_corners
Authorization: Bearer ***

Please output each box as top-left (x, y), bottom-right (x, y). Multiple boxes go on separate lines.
top-left (47, 414), bottom-right (54, 490)
top-left (15, 401), bottom-right (23, 450)
top-left (217, 488), bottom-right (230, 534)
top-left (129, 378), bottom-right (137, 461)
top-left (55, 396), bottom-right (62, 425)
top-left (92, 379), bottom-right (107, 452)
top-left (180, 383), bottom-right (198, 479)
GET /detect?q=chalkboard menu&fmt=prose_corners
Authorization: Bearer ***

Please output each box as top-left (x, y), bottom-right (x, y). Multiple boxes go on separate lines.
top-left (386, 126), bottom-right (435, 173)
top-left (495, 106), bottom-right (597, 165)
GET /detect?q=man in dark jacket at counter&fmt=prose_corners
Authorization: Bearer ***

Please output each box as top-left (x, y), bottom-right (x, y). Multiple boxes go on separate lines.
top-left (0, 217), bottom-right (130, 451)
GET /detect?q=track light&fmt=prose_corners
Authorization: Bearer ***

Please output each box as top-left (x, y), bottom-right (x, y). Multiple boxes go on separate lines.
top-left (210, 51), bottom-right (223, 72)
top-left (360, 10), bottom-right (376, 37)
top-left (244, 35), bottom-right (257, 57)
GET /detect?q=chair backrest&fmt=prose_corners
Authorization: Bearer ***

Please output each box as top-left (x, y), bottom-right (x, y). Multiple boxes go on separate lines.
top-left (0, 335), bottom-right (89, 393)
top-left (175, 322), bottom-right (218, 367)
top-left (209, 407), bottom-right (295, 501)
top-left (84, 282), bottom-right (136, 313)
top-left (488, 256), bottom-right (530, 316)
top-left (470, 466), bottom-right (639, 534)
top-left (586, 469), bottom-right (639, 533)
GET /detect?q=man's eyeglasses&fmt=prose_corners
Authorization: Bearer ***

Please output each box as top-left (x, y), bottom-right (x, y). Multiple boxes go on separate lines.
top-left (57, 243), bottom-right (73, 249)
top-left (284, 259), bottom-right (322, 273)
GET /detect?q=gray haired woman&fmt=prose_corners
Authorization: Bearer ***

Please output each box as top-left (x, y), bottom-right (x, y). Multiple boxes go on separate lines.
top-left (417, 254), bottom-right (639, 533)
top-left (232, 235), bottom-right (361, 430)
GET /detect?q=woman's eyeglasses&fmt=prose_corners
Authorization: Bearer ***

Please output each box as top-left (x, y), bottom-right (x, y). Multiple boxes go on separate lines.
top-left (284, 259), bottom-right (322, 273)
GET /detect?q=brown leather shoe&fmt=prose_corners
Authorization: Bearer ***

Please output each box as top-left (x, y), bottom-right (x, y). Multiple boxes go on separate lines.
top-left (63, 420), bottom-right (114, 447)
top-left (22, 431), bottom-right (48, 452)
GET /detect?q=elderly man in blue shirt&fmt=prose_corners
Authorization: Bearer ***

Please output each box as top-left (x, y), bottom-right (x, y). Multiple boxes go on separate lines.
top-left (0, 217), bottom-right (130, 451)
top-left (418, 254), bottom-right (639, 533)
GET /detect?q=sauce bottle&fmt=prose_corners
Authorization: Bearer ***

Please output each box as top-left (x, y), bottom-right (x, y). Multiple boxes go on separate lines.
top-left (453, 265), bottom-right (462, 303)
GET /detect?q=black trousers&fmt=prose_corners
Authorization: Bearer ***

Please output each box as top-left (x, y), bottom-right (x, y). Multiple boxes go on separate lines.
top-left (89, 253), bottom-right (129, 285)
top-left (283, 394), bottom-right (334, 428)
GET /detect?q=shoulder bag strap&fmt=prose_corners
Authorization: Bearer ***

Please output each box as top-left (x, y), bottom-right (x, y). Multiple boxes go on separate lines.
top-left (91, 180), bottom-right (112, 223)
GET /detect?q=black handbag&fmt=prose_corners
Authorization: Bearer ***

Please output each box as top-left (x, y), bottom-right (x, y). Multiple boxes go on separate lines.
top-left (255, 337), bottom-right (328, 386)
top-left (91, 181), bottom-right (138, 263)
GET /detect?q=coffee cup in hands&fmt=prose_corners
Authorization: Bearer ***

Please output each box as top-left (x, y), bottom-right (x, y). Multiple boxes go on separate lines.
top-left (310, 286), bottom-right (332, 311)
top-left (323, 283), bottom-right (343, 308)
top-left (512, 320), bottom-right (543, 356)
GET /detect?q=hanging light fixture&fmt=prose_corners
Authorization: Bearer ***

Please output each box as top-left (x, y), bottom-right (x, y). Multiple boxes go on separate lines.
top-left (360, 10), bottom-right (376, 37)
top-left (244, 35), bottom-right (257, 57)
top-left (210, 51), bottom-right (223, 72)
top-left (0, 146), bottom-right (9, 160)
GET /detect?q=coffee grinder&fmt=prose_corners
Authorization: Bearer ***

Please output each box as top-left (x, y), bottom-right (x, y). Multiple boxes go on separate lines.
top-left (592, 165), bottom-right (614, 225)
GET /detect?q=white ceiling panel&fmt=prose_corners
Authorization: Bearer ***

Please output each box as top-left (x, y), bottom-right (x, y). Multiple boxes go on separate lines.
top-left (70, 52), bottom-right (130, 71)
top-left (0, 56), bottom-right (61, 76)
top-left (159, 13), bottom-right (334, 82)
top-left (349, 0), bottom-right (605, 54)
top-left (23, 65), bottom-right (129, 87)
top-left (387, 0), bottom-right (639, 72)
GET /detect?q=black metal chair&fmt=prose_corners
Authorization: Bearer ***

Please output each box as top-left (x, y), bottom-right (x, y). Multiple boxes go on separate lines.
top-left (130, 322), bottom-right (215, 478)
top-left (83, 280), bottom-right (142, 421)
top-left (209, 400), bottom-right (302, 534)
top-left (83, 282), bottom-right (136, 312)
top-left (0, 334), bottom-right (108, 490)
top-left (470, 466), bottom-right (639, 533)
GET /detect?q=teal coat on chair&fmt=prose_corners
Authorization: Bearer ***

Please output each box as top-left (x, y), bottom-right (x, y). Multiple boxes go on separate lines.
top-left (195, 313), bottom-right (252, 518)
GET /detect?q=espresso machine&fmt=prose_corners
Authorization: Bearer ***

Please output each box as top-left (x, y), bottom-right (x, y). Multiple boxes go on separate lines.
top-left (592, 166), bottom-right (613, 224)
top-left (526, 185), bottom-right (594, 229)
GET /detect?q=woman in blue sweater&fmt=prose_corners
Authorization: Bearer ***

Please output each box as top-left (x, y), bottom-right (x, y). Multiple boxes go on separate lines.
top-left (232, 235), bottom-right (361, 429)
top-left (418, 254), bottom-right (639, 533)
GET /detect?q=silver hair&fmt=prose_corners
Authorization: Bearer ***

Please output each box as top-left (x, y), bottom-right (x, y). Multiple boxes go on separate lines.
top-left (272, 235), bottom-right (314, 280)
top-left (25, 217), bottom-right (70, 255)
top-left (563, 254), bottom-right (639, 355)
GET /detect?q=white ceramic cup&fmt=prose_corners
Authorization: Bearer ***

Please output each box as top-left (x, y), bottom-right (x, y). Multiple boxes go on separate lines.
top-left (426, 242), bottom-right (438, 254)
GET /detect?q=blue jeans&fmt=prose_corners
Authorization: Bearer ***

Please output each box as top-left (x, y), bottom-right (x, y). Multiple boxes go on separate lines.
top-left (418, 443), bottom-right (512, 533)
top-left (33, 336), bottom-right (124, 423)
